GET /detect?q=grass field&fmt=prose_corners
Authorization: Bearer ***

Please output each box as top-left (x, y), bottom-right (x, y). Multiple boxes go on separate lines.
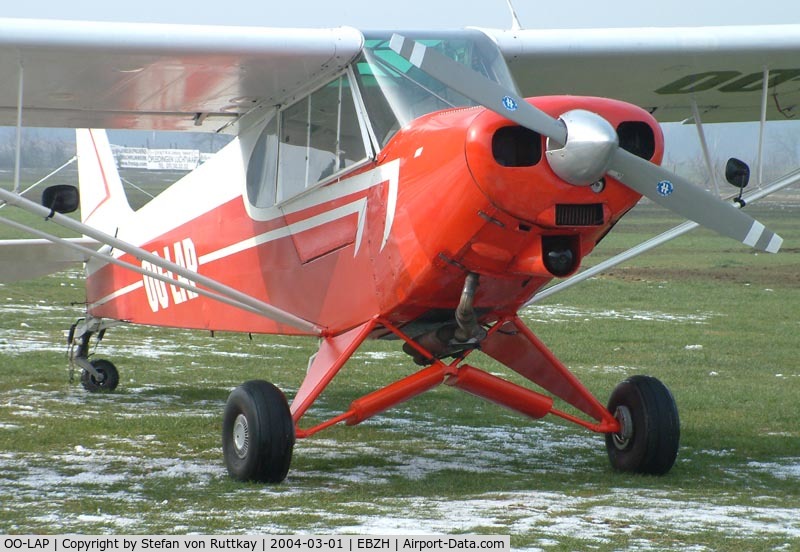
top-left (1, 171), bottom-right (799, 550)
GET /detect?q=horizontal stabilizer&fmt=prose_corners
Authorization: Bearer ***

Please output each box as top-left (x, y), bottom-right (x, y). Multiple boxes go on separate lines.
top-left (0, 237), bottom-right (98, 282)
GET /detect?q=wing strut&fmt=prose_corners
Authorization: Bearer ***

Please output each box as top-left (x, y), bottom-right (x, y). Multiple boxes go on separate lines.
top-left (690, 100), bottom-right (720, 197)
top-left (0, 188), bottom-right (323, 336)
top-left (13, 58), bottom-right (23, 194)
top-left (757, 66), bottom-right (770, 186)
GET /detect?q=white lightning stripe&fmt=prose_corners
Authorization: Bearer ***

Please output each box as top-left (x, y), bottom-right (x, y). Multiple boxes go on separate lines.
top-left (94, 160), bottom-right (401, 306)
top-left (202, 160), bottom-right (400, 265)
top-left (199, 201), bottom-right (365, 266)
top-left (199, 228), bottom-right (289, 266)
top-left (743, 220), bottom-right (766, 247)
top-left (249, 159), bottom-right (400, 222)
top-left (381, 166), bottom-right (399, 251)
top-left (766, 234), bottom-right (783, 253)
top-left (90, 280), bottom-right (143, 308)
top-left (354, 198), bottom-right (368, 256)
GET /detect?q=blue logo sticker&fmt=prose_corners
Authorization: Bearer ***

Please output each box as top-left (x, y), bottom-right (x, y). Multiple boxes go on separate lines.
top-left (657, 180), bottom-right (674, 197)
top-left (502, 96), bottom-right (518, 111)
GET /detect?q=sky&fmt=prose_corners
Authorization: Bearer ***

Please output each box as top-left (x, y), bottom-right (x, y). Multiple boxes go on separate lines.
top-left (1, 0), bottom-right (797, 29)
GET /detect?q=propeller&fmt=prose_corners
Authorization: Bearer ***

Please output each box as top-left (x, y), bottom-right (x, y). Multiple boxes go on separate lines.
top-left (389, 35), bottom-right (783, 253)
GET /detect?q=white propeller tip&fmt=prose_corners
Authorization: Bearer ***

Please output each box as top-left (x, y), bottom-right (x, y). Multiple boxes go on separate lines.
top-left (766, 234), bottom-right (783, 254)
top-left (743, 220), bottom-right (782, 253)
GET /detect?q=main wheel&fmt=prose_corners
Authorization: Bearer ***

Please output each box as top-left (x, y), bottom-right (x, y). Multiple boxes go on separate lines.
top-left (222, 380), bottom-right (295, 483)
top-left (80, 359), bottom-right (120, 392)
top-left (605, 375), bottom-right (680, 475)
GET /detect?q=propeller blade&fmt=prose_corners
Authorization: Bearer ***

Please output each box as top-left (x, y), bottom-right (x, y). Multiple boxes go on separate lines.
top-left (388, 34), bottom-right (568, 144)
top-left (390, 35), bottom-right (783, 254)
top-left (608, 149), bottom-right (783, 253)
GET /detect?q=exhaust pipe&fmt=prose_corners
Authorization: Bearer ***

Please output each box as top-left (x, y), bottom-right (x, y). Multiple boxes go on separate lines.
top-left (455, 272), bottom-right (480, 342)
top-left (403, 272), bottom-right (486, 365)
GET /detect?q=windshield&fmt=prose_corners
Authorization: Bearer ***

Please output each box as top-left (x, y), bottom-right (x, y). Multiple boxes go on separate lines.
top-left (354, 30), bottom-right (518, 147)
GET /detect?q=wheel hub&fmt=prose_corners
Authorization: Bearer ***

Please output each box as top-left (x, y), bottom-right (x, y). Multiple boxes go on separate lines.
top-left (232, 414), bottom-right (250, 459)
top-left (612, 405), bottom-right (634, 450)
top-left (92, 368), bottom-right (107, 385)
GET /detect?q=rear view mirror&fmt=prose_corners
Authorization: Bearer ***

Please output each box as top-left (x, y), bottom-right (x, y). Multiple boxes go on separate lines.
top-left (41, 184), bottom-right (79, 215)
top-left (725, 158), bottom-right (750, 189)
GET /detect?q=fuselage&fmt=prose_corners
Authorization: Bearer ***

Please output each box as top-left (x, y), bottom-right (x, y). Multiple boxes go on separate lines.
top-left (84, 33), bottom-right (663, 337)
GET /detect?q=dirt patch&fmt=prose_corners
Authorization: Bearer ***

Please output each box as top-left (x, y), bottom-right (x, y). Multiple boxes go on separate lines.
top-left (604, 264), bottom-right (800, 287)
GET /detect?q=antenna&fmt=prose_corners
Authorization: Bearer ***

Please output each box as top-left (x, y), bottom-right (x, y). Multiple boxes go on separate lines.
top-left (505, 0), bottom-right (523, 30)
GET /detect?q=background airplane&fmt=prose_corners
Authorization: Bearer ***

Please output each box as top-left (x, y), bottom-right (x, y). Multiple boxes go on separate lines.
top-left (1, 7), bottom-right (798, 484)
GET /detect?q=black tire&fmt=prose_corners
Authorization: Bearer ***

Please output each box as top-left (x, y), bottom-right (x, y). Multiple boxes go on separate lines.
top-left (605, 375), bottom-right (680, 475)
top-left (80, 359), bottom-right (120, 392)
top-left (222, 380), bottom-right (295, 483)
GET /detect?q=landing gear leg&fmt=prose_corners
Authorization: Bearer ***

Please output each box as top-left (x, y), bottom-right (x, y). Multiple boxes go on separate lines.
top-left (68, 317), bottom-right (120, 393)
top-left (480, 316), bottom-right (680, 475)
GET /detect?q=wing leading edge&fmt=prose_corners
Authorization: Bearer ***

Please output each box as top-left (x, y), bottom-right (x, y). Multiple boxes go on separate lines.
top-left (0, 18), bottom-right (364, 132)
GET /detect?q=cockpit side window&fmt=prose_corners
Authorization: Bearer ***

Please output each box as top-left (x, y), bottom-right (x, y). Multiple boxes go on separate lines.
top-left (278, 75), bottom-right (367, 203)
top-left (246, 73), bottom-right (369, 208)
top-left (277, 96), bottom-right (311, 202)
top-left (246, 115), bottom-right (278, 208)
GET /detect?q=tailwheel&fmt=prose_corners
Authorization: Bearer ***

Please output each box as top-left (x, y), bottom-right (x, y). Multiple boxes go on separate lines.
top-left (605, 375), bottom-right (680, 475)
top-left (80, 359), bottom-right (120, 392)
top-left (222, 380), bottom-right (295, 483)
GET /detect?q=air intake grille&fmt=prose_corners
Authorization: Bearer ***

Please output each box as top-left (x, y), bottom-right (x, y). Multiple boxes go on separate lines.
top-left (556, 204), bottom-right (604, 226)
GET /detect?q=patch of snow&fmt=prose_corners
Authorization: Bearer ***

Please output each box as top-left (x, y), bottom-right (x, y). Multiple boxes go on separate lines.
top-left (523, 304), bottom-right (718, 324)
top-left (747, 459), bottom-right (800, 480)
top-left (355, 351), bottom-right (401, 360)
top-left (333, 489), bottom-right (800, 542)
top-left (697, 449), bottom-right (736, 458)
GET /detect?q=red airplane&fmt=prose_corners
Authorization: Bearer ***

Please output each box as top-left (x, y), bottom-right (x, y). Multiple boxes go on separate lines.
top-left (1, 22), bottom-right (797, 483)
